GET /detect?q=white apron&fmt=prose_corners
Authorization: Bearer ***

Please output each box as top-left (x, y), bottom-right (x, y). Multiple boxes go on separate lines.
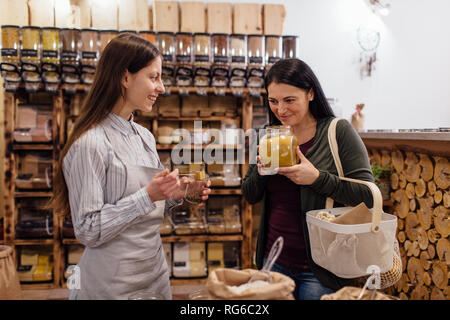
top-left (69, 124), bottom-right (171, 300)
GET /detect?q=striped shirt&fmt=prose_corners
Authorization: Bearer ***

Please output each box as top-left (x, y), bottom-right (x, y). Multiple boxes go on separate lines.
top-left (63, 113), bottom-right (179, 248)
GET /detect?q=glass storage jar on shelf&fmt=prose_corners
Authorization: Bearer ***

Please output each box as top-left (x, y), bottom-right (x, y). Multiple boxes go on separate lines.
top-left (14, 104), bottom-right (52, 143)
top-left (175, 32), bottom-right (193, 88)
top-left (41, 27), bottom-right (60, 92)
top-left (60, 28), bottom-right (81, 88)
top-left (211, 33), bottom-right (229, 92)
top-left (229, 34), bottom-right (247, 95)
top-left (265, 35), bottom-right (282, 73)
top-left (15, 151), bottom-right (53, 190)
top-left (158, 32), bottom-right (175, 88)
top-left (258, 125), bottom-right (299, 175)
top-left (173, 242), bottom-right (207, 278)
top-left (80, 28), bottom-right (99, 85)
top-left (282, 35), bottom-right (299, 59)
top-left (193, 32), bottom-right (211, 91)
top-left (139, 31), bottom-right (156, 44)
top-left (247, 34), bottom-right (265, 95)
top-left (1, 25), bottom-right (21, 88)
top-left (21, 26), bottom-right (41, 90)
top-left (99, 30), bottom-right (118, 54)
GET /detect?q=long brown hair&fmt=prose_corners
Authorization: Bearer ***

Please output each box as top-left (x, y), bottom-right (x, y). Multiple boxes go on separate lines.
top-left (49, 33), bottom-right (161, 218)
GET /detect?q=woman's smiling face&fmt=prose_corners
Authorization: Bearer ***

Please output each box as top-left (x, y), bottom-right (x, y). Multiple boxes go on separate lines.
top-left (267, 82), bottom-right (314, 127)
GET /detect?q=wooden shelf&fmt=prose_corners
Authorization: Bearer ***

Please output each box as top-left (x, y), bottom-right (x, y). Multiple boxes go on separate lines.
top-left (156, 144), bottom-right (243, 150)
top-left (14, 192), bottom-right (53, 198)
top-left (20, 282), bottom-right (56, 290)
top-left (14, 239), bottom-right (54, 245)
top-left (62, 238), bottom-right (80, 245)
top-left (170, 278), bottom-right (207, 286)
top-left (162, 234), bottom-right (243, 243)
top-left (12, 143), bottom-right (53, 151)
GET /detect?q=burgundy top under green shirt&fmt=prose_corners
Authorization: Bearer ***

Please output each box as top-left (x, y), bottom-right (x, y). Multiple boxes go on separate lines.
top-left (264, 137), bottom-right (315, 271)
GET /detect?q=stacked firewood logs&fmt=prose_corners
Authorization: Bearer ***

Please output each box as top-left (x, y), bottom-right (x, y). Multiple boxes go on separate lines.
top-left (368, 149), bottom-right (449, 300)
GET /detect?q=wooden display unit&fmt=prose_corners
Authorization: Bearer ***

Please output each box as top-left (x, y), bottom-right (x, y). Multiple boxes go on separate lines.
top-left (2, 85), bottom-right (260, 290)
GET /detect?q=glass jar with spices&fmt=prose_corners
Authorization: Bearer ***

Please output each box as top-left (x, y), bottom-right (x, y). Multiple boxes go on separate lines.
top-left (60, 28), bottom-right (80, 85)
top-left (211, 33), bottom-right (230, 88)
top-left (193, 33), bottom-right (211, 89)
top-left (175, 32), bottom-right (193, 87)
top-left (282, 35), bottom-right (299, 59)
top-left (41, 27), bottom-right (61, 91)
top-left (265, 35), bottom-right (282, 73)
top-left (229, 34), bottom-right (247, 89)
top-left (158, 32), bottom-right (175, 87)
top-left (1, 25), bottom-right (21, 84)
top-left (80, 28), bottom-right (99, 85)
top-left (99, 30), bottom-right (118, 54)
top-left (139, 31), bottom-right (156, 45)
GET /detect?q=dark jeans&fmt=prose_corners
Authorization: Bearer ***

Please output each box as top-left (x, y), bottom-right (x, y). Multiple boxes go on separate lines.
top-left (266, 259), bottom-right (335, 300)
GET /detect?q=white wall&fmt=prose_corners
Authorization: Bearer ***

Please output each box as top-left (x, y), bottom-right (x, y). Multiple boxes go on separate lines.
top-left (189, 0), bottom-right (450, 130)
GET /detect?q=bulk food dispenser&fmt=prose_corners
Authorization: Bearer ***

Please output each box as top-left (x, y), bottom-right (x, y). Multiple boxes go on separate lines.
top-left (1, 25), bottom-right (21, 92)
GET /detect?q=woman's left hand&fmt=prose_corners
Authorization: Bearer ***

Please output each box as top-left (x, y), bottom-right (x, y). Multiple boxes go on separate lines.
top-left (277, 146), bottom-right (320, 185)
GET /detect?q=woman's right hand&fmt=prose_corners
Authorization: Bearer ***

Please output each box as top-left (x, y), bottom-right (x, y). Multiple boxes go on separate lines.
top-left (145, 168), bottom-right (181, 202)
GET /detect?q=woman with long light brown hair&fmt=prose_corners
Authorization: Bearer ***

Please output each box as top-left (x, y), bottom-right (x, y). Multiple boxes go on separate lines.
top-left (50, 33), bottom-right (210, 300)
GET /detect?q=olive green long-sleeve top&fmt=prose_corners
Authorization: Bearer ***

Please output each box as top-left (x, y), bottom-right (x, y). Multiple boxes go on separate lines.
top-left (242, 117), bottom-right (375, 290)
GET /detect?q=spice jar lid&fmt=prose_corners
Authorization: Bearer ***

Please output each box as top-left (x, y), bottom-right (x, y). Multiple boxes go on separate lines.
top-left (61, 28), bottom-right (81, 32)
top-left (248, 34), bottom-right (263, 37)
top-left (99, 29), bottom-right (118, 33)
top-left (282, 35), bottom-right (298, 38)
top-left (212, 33), bottom-right (230, 37)
top-left (119, 30), bottom-right (137, 33)
top-left (21, 26), bottom-right (41, 30)
top-left (1, 25), bottom-right (20, 29)
top-left (193, 32), bottom-right (210, 36)
top-left (265, 34), bottom-right (282, 38)
top-left (158, 31), bottom-right (175, 35)
top-left (41, 27), bottom-right (60, 31)
top-left (176, 32), bottom-right (193, 36)
top-left (81, 28), bottom-right (99, 32)
top-left (139, 30), bottom-right (155, 34)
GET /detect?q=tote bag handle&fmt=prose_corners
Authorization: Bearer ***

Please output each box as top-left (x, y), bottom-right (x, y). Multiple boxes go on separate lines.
top-left (325, 118), bottom-right (383, 233)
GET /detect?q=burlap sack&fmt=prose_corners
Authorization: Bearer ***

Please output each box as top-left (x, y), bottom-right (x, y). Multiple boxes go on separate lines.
top-left (206, 268), bottom-right (295, 300)
top-left (320, 286), bottom-right (399, 300)
top-left (0, 245), bottom-right (23, 300)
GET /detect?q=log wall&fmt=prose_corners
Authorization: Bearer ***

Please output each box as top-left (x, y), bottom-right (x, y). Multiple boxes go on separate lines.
top-left (367, 147), bottom-right (449, 300)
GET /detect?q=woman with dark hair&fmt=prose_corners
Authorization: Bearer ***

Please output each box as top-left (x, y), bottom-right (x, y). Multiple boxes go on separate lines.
top-left (49, 33), bottom-right (210, 299)
top-left (242, 59), bottom-right (374, 300)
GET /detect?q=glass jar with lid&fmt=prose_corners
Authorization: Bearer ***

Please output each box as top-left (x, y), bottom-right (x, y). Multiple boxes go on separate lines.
top-left (21, 26), bottom-right (41, 72)
top-left (139, 31), bottom-right (156, 44)
top-left (229, 34), bottom-right (247, 88)
top-left (60, 28), bottom-right (80, 85)
top-left (265, 35), bottom-right (282, 72)
top-left (1, 25), bottom-right (21, 83)
top-left (247, 34), bottom-right (264, 77)
top-left (282, 35), bottom-right (299, 59)
top-left (80, 29), bottom-right (99, 85)
top-left (99, 30), bottom-right (118, 54)
top-left (193, 33), bottom-right (211, 88)
top-left (158, 32), bottom-right (175, 86)
top-left (211, 33), bottom-right (230, 87)
top-left (258, 125), bottom-right (299, 175)
top-left (1, 25), bottom-right (21, 67)
top-left (41, 27), bottom-right (60, 67)
top-left (175, 32), bottom-right (193, 86)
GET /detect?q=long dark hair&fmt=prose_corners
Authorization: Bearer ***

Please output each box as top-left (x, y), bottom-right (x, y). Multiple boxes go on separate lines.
top-left (49, 33), bottom-right (161, 218)
top-left (264, 58), bottom-right (335, 125)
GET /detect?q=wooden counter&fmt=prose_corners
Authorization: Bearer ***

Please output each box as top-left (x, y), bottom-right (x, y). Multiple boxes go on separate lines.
top-left (359, 132), bottom-right (450, 157)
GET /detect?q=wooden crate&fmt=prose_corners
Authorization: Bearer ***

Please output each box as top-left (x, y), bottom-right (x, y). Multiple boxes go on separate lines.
top-left (180, 1), bottom-right (205, 33)
top-left (55, 0), bottom-right (91, 28)
top-left (233, 3), bottom-right (262, 35)
top-left (206, 2), bottom-right (232, 34)
top-left (153, 1), bottom-right (179, 33)
top-left (28, 0), bottom-right (55, 27)
top-left (91, 0), bottom-right (118, 30)
top-left (0, 0), bottom-right (28, 26)
top-left (118, 0), bottom-right (149, 31)
top-left (263, 4), bottom-right (286, 35)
